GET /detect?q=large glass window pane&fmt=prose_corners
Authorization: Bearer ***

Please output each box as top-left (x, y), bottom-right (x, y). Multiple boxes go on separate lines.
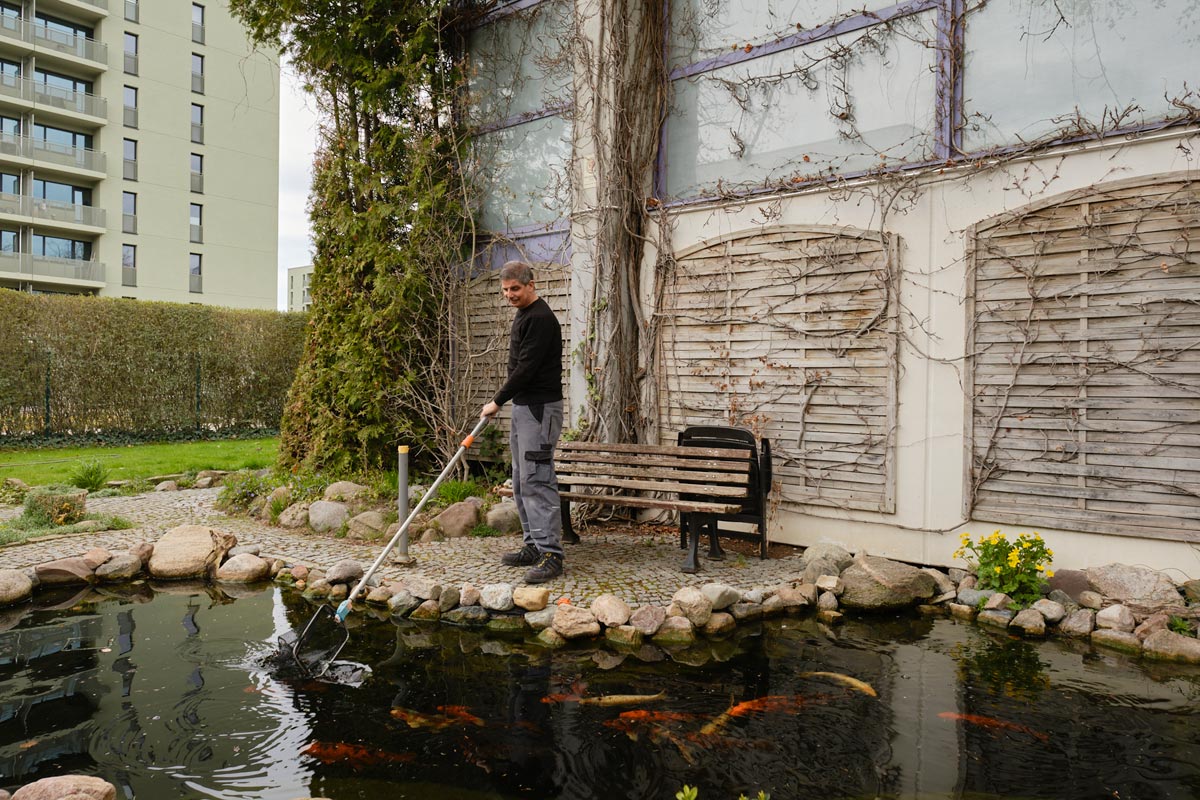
top-left (0, 229), bottom-right (17, 252)
top-left (189, 253), bottom-right (202, 275)
top-left (963, 1), bottom-right (1200, 151)
top-left (467, 0), bottom-right (572, 126)
top-left (190, 153), bottom-right (203, 173)
top-left (192, 53), bottom-right (204, 74)
top-left (123, 191), bottom-right (136, 215)
top-left (34, 233), bottom-right (90, 260)
top-left (1, 116), bottom-right (19, 135)
top-left (36, 69), bottom-right (89, 93)
top-left (0, 172), bottom-right (16, 194)
top-left (472, 115), bottom-right (571, 231)
top-left (123, 85), bottom-right (137, 108)
top-left (189, 203), bottom-right (202, 225)
top-left (123, 138), bottom-right (137, 160)
top-left (191, 103), bottom-right (203, 124)
top-left (124, 32), bottom-right (137, 54)
top-left (37, 13), bottom-right (92, 40)
top-left (665, 10), bottom-right (937, 198)
top-left (122, 244), bottom-right (135, 268)
top-left (669, 0), bottom-right (898, 69)
top-left (192, 4), bottom-right (204, 26)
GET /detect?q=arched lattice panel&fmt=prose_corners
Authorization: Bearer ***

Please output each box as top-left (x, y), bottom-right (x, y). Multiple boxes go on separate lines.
top-left (966, 175), bottom-right (1200, 542)
top-left (460, 237), bottom-right (572, 447)
top-left (658, 225), bottom-right (898, 513)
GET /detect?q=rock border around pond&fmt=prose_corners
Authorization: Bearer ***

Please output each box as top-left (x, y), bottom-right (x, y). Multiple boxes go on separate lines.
top-left (1, 527), bottom-right (1198, 665)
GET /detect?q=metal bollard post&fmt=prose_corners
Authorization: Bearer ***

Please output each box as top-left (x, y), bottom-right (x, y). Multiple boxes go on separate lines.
top-left (394, 444), bottom-right (414, 564)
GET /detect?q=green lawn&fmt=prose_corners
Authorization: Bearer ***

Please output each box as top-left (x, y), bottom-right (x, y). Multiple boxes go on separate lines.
top-left (0, 438), bottom-right (279, 487)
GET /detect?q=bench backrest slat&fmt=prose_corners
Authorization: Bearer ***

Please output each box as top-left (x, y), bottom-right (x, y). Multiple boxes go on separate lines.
top-left (556, 450), bottom-right (750, 475)
top-left (557, 475), bottom-right (749, 497)
top-left (560, 441), bottom-right (749, 460)
top-left (557, 462), bottom-right (749, 485)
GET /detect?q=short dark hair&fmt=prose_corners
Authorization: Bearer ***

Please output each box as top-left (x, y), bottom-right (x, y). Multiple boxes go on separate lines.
top-left (499, 260), bottom-right (534, 285)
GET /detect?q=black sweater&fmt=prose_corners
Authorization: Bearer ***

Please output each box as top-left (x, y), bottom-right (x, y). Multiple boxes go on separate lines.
top-left (493, 297), bottom-right (563, 406)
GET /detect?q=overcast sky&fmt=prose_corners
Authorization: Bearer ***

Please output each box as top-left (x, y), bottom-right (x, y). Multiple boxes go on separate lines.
top-left (276, 60), bottom-right (318, 310)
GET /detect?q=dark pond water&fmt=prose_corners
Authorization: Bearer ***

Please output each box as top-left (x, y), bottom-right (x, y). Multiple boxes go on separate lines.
top-left (1, 582), bottom-right (1198, 800)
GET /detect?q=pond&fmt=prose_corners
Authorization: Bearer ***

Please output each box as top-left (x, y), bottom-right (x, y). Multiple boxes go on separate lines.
top-left (1, 583), bottom-right (1197, 800)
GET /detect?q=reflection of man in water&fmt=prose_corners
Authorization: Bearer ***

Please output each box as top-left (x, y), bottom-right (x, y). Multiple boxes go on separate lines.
top-left (493, 656), bottom-right (557, 796)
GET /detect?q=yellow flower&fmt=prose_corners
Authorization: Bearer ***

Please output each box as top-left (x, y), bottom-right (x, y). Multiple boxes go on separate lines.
top-left (1036, 564), bottom-right (1045, 572)
top-left (1021, 541), bottom-right (1030, 548)
top-left (1047, 549), bottom-right (1054, 557)
top-left (1045, 570), bottom-right (1055, 578)
top-left (994, 566), bottom-right (1001, 573)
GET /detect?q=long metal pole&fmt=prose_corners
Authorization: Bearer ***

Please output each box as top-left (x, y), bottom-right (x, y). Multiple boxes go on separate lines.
top-left (394, 444), bottom-right (412, 564)
top-left (336, 416), bottom-right (490, 622)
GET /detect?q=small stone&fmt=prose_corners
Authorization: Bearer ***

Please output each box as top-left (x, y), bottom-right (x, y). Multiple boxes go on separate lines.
top-left (702, 612), bottom-right (736, 637)
top-left (671, 586), bottom-right (713, 627)
top-left (328, 584), bottom-right (348, 602)
top-left (742, 589), bottom-right (765, 605)
top-left (1057, 608), bottom-right (1095, 637)
top-left (816, 609), bottom-right (843, 625)
top-left (460, 583), bottom-right (481, 606)
top-left (35, 557), bottom-right (94, 586)
top-left (1078, 590), bottom-right (1103, 610)
top-left (525, 607), bottom-right (557, 630)
top-left (921, 568), bottom-right (956, 596)
top-left (324, 560), bottom-right (364, 585)
top-left (81, 548), bottom-right (112, 570)
top-left (1046, 589), bottom-right (1074, 608)
top-left (772, 586), bottom-right (811, 611)
top-left (438, 586), bottom-right (461, 612)
top-left (1030, 598), bottom-right (1066, 625)
top-left (651, 616), bottom-right (696, 646)
top-left (817, 591), bottom-right (838, 611)
top-left (403, 576), bottom-right (442, 601)
top-left (1134, 612), bottom-right (1171, 641)
top-left (699, 583), bottom-right (741, 610)
top-left (591, 594), bottom-right (632, 627)
top-left (1089, 629), bottom-right (1142, 654)
top-left (729, 602), bottom-right (763, 621)
top-left (487, 615), bottom-right (528, 634)
top-left (956, 588), bottom-right (992, 607)
top-left (11, 775), bottom-right (116, 800)
top-left (155, 480), bottom-right (179, 492)
top-left (761, 594), bottom-right (789, 616)
top-left (814, 574), bottom-right (844, 596)
top-left (291, 564), bottom-right (310, 581)
top-left (977, 609), bottom-right (1014, 628)
top-left (323, 481), bottom-right (369, 502)
top-left (347, 511), bottom-right (387, 540)
top-left (443, 606), bottom-right (489, 626)
top-left (536, 628), bottom-right (567, 648)
top-left (1181, 580), bottom-right (1200, 605)
top-left (485, 501), bottom-right (521, 534)
top-left (604, 625), bottom-right (644, 648)
top-left (0, 569), bottom-right (33, 606)
top-left (948, 602), bottom-right (977, 621)
top-left (948, 568), bottom-right (968, 584)
top-left (307, 500), bottom-right (349, 533)
top-left (552, 605), bottom-right (601, 639)
top-left (215, 553), bottom-right (270, 583)
top-left (277, 502), bottom-right (309, 529)
top-left (793, 583), bottom-right (818, 605)
top-left (94, 553), bottom-right (142, 583)
top-left (387, 589), bottom-right (420, 616)
top-left (1095, 604), bottom-right (1136, 633)
top-left (409, 599), bottom-right (441, 620)
top-left (513, 586), bottom-right (550, 611)
top-left (1010, 608), bottom-right (1046, 637)
top-left (958, 574), bottom-right (977, 591)
top-left (628, 605), bottom-right (666, 636)
top-left (366, 585), bottom-right (395, 605)
top-left (480, 583), bottom-right (515, 612)
top-left (983, 593), bottom-right (1011, 611)
top-left (931, 591), bottom-right (957, 605)
top-left (228, 545), bottom-right (262, 557)
top-left (1142, 629), bottom-right (1200, 664)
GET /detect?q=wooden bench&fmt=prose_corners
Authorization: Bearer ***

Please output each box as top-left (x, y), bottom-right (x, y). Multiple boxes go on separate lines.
top-left (553, 440), bottom-right (756, 573)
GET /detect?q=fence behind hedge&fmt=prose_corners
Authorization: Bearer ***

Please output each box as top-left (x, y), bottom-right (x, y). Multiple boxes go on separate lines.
top-left (0, 290), bottom-right (307, 440)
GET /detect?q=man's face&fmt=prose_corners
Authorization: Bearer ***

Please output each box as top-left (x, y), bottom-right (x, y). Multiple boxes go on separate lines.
top-left (501, 278), bottom-right (537, 309)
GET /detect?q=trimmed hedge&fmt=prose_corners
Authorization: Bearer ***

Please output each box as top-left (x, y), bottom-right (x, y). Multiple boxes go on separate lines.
top-left (0, 290), bottom-right (306, 440)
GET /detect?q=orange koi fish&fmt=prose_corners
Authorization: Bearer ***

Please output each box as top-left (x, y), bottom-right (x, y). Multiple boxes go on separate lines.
top-left (541, 693), bottom-right (584, 704)
top-left (700, 694), bottom-right (809, 736)
top-left (616, 710), bottom-right (696, 723)
top-left (390, 705), bottom-right (484, 730)
top-left (797, 671), bottom-right (877, 697)
top-left (938, 712), bottom-right (1048, 741)
top-left (301, 741), bottom-right (415, 767)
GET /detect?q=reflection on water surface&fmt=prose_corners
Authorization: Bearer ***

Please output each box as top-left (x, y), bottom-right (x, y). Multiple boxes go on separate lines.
top-left (0, 584), bottom-right (1196, 799)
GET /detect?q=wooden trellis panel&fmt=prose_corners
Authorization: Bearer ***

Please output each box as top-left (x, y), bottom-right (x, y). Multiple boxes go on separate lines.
top-left (460, 252), bottom-right (572, 447)
top-left (658, 225), bottom-right (898, 513)
top-left (966, 175), bottom-right (1200, 542)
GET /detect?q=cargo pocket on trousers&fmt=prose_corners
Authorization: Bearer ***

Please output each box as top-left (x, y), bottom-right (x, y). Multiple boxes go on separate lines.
top-left (524, 447), bottom-right (554, 485)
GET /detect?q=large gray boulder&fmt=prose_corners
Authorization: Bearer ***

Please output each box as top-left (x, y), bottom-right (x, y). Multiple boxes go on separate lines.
top-left (552, 605), bottom-right (601, 639)
top-left (485, 501), bottom-right (521, 533)
top-left (671, 586), bottom-right (713, 627)
top-left (801, 542), bottom-right (854, 572)
top-left (1085, 564), bottom-right (1183, 608)
top-left (1142, 630), bottom-right (1200, 664)
top-left (347, 511), bottom-right (387, 540)
top-left (277, 502), bottom-right (310, 529)
top-left (95, 552), bottom-right (143, 583)
top-left (307, 500), bottom-right (349, 533)
top-left (323, 481), bottom-right (369, 502)
top-left (325, 559), bottom-right (365, 585)
top-left (148, 525), bottom-right (237, 579)
top-left (840, 555), bottom-right (936, 610)
top-left (34, 557), bottom-right (95, 586)
top-left (0, 568), bottom-right (33, 606)
top-left (591, 594), bottom-right (633, 627)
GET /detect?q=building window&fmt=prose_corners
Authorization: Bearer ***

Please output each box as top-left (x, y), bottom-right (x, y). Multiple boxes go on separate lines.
top-left (122, 244), bottom-right (136, 286)
top-left (0, 228), bottom-right (18, 252)
top-left (192, 4), bottom-right (205, 44)
top-left (33, 123), bottom-right (92, 151)
top-left (122, 191), bottom-right (136, 233)
top-left (33, 233), bottom-right (91, 261)
top-left (189, 202), bottom-right (202, 243)
top-left (124, 0), bottom-right (138, 23)
top-left (33, 178), bottom-right (88, 206)
top-left (123, 137), bottom-right (137, 180)
top-left (0, 171), bottom-right (18, 195)
top-left (191, 53), bottom-right (204, 94)
top-left (123, 32), bottom-right (138, 75)
top-left (190, 152), bottom-right (203, 193)
top-left (190, 103), bottom-right (203, 144)
top-left (189, 252), bottom-right (202, 293)
top-left (0, 114), bottom-right (19, 135)
top-left (123, 85), bottom-right (138, 128)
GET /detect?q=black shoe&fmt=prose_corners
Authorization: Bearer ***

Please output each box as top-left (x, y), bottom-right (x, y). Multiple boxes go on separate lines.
top-left (501, 543), bottom-right (540, 567)
top-left (562, 530), bottom-right (580, 545)
top-left (523, 553), bottom-right (563, 584)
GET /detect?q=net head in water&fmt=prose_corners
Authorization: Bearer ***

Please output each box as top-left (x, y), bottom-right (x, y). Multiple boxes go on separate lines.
top-left (268, 631), bottom-right (370, 687)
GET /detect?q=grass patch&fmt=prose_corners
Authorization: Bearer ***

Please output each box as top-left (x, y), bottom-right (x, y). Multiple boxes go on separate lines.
top-left (0, 438), bottom-right (279, 488)
top-left (0, 513), bottom-right (134, 546)
top-left (469, 523), bottom-right (503, 538)
top-left (436, 478), bottom-right (486, 506)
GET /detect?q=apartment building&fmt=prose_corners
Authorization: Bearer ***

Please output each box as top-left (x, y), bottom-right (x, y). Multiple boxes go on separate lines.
top-left (0, 0), bottom-right (278, 308)
top-left (285, 262), bottom-right (310, 311)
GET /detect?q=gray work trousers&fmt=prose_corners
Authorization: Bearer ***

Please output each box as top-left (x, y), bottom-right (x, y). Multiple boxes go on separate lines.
top-left (509, 401), bottom-right (564, 557)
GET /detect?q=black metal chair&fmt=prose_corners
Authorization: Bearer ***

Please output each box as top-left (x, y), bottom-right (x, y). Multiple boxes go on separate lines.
top-left (677, 426), bottom-right (772, 561)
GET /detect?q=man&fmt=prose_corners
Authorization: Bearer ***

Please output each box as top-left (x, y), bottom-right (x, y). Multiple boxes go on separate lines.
top-left (480, 261), bottom-right (565, 584)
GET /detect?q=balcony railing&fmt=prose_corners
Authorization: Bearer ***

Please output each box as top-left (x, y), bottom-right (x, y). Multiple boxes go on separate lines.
top-left (190, 123), bottom-right (203, 144)
top-left (192, 23), bottom-right (204, 44)
top-left (0, 133), bottom-right (107, 173)
top-left (124, 1), bottom-right (138, 22)
top-left (190, 171), bottom-right (203, 193)
top-left (0, 191), bottom-right (21, 216)
top-left (189, 223), bottom-right (202, 243)
top-left (122, 212), bottom-right (135, 233)
top-left (123, 52), bottom-right (137, 75)
top-left (0, 249), bottom-right (20, 273)
top-left (0, 74), bottom-right (108, 118)
top-left (123, 106), bottom-right (137, 127)
top-left (122, 158), bottom-right (137, 180)
top-left (30, 253), bottom-right (104, 282)
top-left (32, 23), bottom-right (109, 65)
top-left (189, 273), bottom-right (202, 293)
top-left (30, 197), bottom-right (106, 227)
top-left (122, 266), bottom-right (136, 286)
top-left (191, 73), bottom-right (204, 94)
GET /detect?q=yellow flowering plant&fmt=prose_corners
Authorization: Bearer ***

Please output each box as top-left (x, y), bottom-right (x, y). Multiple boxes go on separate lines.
top-left (954, 530), bottom-right (1054, 609)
